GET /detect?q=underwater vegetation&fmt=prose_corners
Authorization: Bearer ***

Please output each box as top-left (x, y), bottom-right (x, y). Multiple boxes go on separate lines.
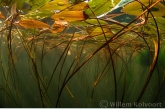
top-left (0, 0), bottom-right (165, 107)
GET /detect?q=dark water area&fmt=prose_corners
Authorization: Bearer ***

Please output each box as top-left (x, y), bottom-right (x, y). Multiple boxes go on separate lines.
top-left (0, 35), bottom-right (165, 107)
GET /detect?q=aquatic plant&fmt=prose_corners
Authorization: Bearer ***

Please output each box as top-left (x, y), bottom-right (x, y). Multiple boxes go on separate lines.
top-left (0, 0), bottom-right (165, 107)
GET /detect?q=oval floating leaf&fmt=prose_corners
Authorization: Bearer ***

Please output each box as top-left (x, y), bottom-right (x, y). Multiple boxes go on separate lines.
top-left (85, 0), bottom-right (120, 17)
top-left (28, 0), bottom-right (50, 11)
top-left (39, 0), bottom-right (70, 11)
top-left (51, 11), bottom-right (88, 22)
top-left (19, 19), bottom-right (50, 29)
top-left (69, 2), bottom-right (89, 11)
top-left (23, 10), bottom-right (54, 20)
top-left (114, 0), bottom-right (134, 9)
top-left (123, 0), bottom-right (165, 17)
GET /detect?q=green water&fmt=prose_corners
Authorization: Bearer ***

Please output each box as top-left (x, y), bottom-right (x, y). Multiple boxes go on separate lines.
top-left (0, 36), bottom-right (165, 108)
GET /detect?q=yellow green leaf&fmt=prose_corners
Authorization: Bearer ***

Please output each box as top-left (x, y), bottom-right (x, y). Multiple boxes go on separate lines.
top-left (19, 19), bottom-right (50, 29)
top-left (69, 2), bottom-right (89, 11)
top-left (149, 17), bottom-right (165, 31)
top-left (123, 0), bottom-right (165, 17)
top-left (85, 0), bottom-right (120, 17)
top-left (86, 25), bottom-right (114, 37)
top-left (51, 11), bottom-right (88, 22)
top-left (23, 10), bottom-right (53, 20)
top-left (29, 0), bottom-right (50, 11)
top-left (39, 0), bottom-right (70, 11)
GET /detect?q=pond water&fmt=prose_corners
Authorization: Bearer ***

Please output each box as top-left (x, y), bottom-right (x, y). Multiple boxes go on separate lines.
top-left (0, 34), bottom-right (165, 107)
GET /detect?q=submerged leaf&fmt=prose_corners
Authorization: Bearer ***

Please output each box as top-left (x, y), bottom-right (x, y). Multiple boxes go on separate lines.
top-left (50, 21), bottom-right (66, 33)
top-left (19, 19), bottom-right (50, 29)
top-left (123, 0), bottom-right (165, 17)
top-left (0, 12), bottom-right (5, 19)
top-left (51, 11), bottom-right (88, 22)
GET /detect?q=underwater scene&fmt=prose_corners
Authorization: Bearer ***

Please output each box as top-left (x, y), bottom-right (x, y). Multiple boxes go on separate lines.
top-left (0, 0), bottom-right (165, 108)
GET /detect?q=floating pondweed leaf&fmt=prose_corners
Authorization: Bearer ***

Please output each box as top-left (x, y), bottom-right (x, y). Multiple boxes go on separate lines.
top-left (149, 17), bottom-right (165, 31)
top-left (57, 1), bottom-right (65, 6)
top-left (39, 0), bottom-right (70, 11)
top-left (48, 21), bottom-right (66, 33)
top-left (25, 1), bottom-right (88, 20)
top-left (28, 0), bottom-right (50, 11)
top-left (19, 19), bottom-right (50, 29)
top-left (85, 0), bottom-right (120, 17)
top-left (59, 17), bottom-right (65, 20)
top-left (23, 10), bottom-right (54, 20)
top-left (69, 2), bottom-right (89, 11)
top-left (123, 0), bottom-right (165, 17)
top-left (0, 12), bottom-right (5, 19)
top-left (91, 5), bottom-right (96, 9)
top-left (51, 11), bottom-right (88, 22)
top-left (114, 0), bottom-right (134, 9)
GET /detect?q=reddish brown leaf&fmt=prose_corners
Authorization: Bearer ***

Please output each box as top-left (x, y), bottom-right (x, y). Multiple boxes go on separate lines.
top-left (19, 19), bottom-right (50, 29)
top-left (0, 12), bottom-right (5, 19)
top-left (50, 21), bottom-right (66, 33)
top-left (52, 21), bottom-right (68, 27)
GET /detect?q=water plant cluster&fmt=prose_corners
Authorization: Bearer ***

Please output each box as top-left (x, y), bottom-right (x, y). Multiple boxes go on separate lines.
top-left (0, 0), bottom-right (165, 107)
